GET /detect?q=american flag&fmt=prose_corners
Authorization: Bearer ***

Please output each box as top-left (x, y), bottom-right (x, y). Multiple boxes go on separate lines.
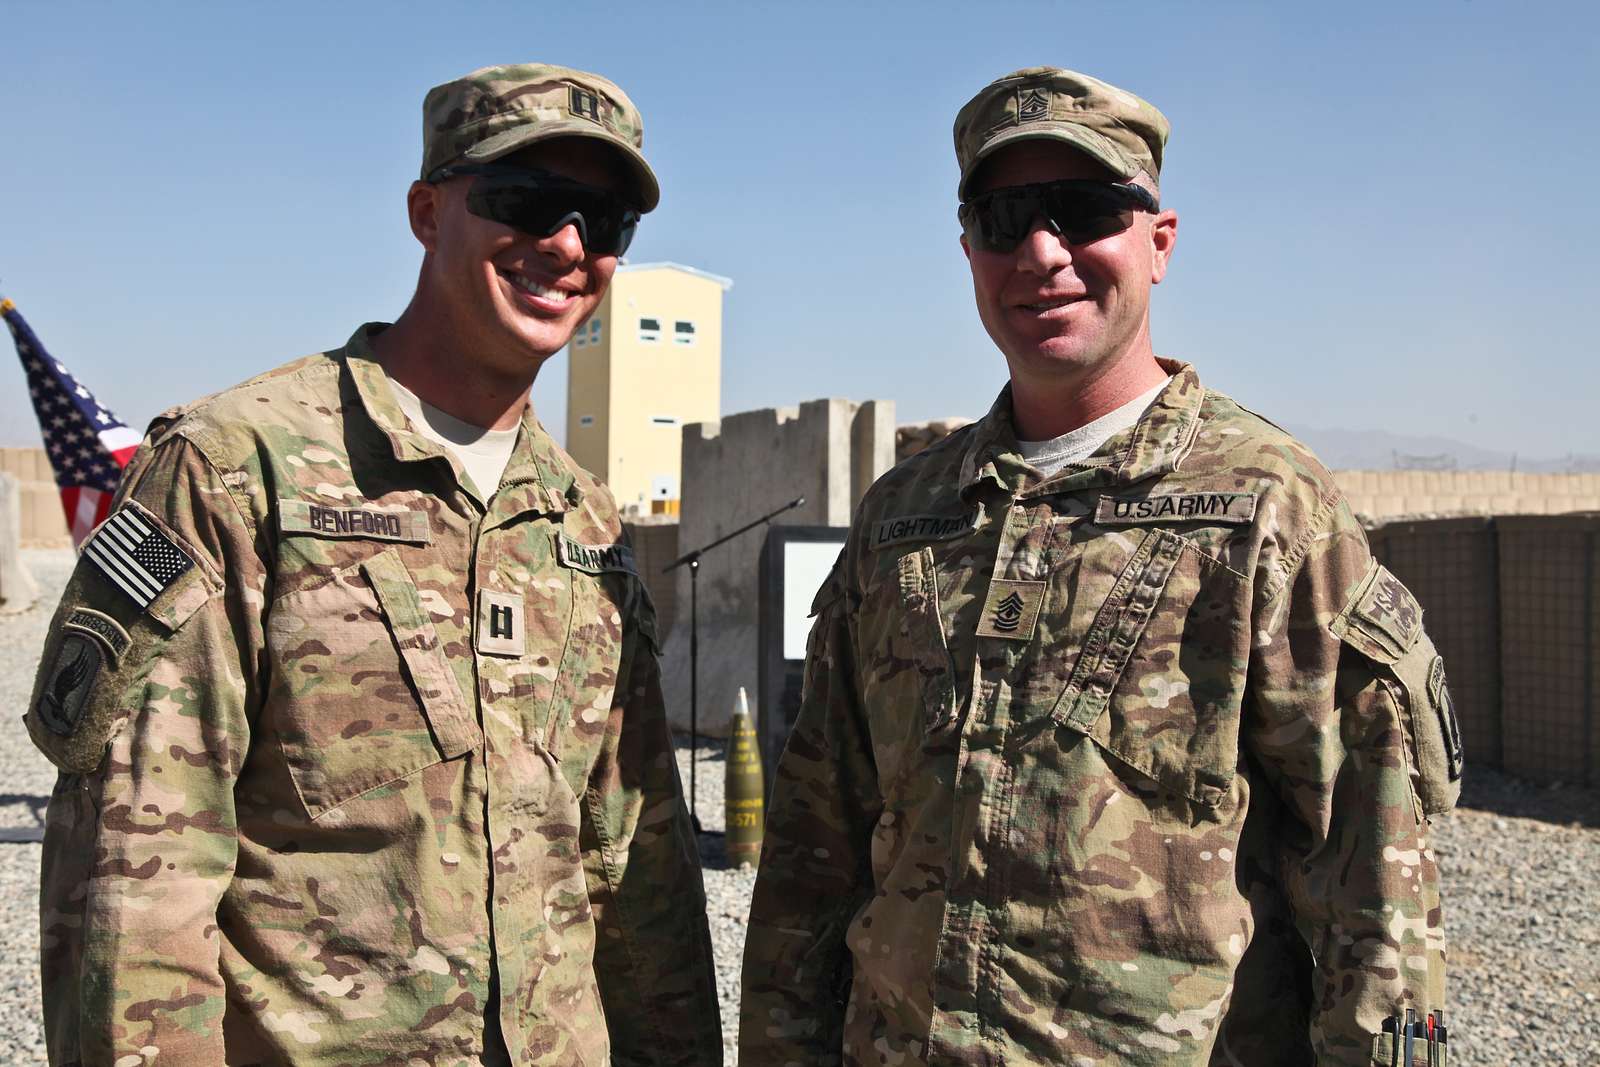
top-left (2, 297), bottom-right (142, 547)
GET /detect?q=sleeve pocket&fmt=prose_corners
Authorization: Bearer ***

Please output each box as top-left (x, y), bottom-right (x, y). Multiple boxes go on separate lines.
top-left (1331, 562), bottom-right (1463, 817)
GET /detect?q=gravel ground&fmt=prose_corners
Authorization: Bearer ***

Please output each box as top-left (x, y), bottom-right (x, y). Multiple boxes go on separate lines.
top-left (0, 548), bottom-right (75, 1066)
top-left (2, 549), bottom-right (1596, 1065)
top-left (675, 738), bottom-right (757, 1067)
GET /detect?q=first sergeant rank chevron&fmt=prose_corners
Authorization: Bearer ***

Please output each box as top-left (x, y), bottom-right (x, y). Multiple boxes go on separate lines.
top-left (83, 506), bottom-right (195, 609)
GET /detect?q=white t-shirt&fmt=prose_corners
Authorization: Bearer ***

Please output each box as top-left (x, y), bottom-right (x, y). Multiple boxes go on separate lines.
top-left (386, 375), bottom-right (520, 498)
top-left (1017, 378), bottom-right (1170, 479)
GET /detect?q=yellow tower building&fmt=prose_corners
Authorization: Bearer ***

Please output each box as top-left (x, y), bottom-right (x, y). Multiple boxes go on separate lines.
top-left (566, 262), bottom-right (732, 513)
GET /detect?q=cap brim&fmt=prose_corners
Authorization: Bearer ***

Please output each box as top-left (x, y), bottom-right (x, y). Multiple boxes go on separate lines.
top-left (464, 121), bottom-right (661, 213)
top-left (958, 124), bottom-right (1137, 200)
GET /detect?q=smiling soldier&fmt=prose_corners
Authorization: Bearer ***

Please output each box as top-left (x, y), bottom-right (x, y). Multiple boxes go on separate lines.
top-left (27, 63), bottom-right (721, 1065)
top-left (741, 68), bottom-right (1461, 1065)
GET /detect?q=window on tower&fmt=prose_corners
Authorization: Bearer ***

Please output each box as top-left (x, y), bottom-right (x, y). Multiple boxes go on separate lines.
top-left (638, 317), bottom-right (661, 342)
top-left (674, 320), bottom-right (696, 345)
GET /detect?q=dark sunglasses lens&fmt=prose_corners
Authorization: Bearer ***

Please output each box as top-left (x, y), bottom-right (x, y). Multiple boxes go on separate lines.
top-left (966, 184), bottom-right (1140, 252)
top-left (466, 176), bottom-right (636, 255)
top-left (966, 193), bottom-right (1037, 252)
top-left (1043, 187), bottom-right (1136, 244)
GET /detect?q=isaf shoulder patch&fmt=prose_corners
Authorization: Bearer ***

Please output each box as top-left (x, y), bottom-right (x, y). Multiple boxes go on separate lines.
top-left (83, 504), bottom-right (194, 610)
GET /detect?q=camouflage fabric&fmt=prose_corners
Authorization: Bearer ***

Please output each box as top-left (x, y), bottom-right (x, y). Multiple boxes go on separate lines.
top-left (954, 67), bottom-right (1170, 200)
top-left (27, 324), bottom-right (721, 1065)
top-left (421, 62), bottom-right (660, 212)
top-left (740, 360), bottom-right (1459, 1066)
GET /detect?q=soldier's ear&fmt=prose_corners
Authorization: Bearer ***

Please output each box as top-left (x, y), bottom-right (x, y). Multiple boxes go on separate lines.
top-left (1149, 208), bottom-right (1177, 285)
top-left (960, 232), bottom-right (972, 262)
top-left (407, 181), bottom-right (442, 252)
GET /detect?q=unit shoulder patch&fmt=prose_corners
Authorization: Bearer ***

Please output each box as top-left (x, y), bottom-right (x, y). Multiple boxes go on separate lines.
top-left (63, 607), bottom-right (131, 664)
top-left (871, 512), bottom-right (977, 550)
top-left (27, 603), bottom-right (148, 773)
top-left (557, 532), bottom-right (637, 575)
top-left (280, 499), bottom-right (432, 544)
top-left (1354, 563), bottom-right (1423, 654)
top-left (34, 633), bottom-right (104, 737)
top-left (1330, 561), bottom-right (1425, 663)
top-left (1096, 491), bottom-right (1258, 525)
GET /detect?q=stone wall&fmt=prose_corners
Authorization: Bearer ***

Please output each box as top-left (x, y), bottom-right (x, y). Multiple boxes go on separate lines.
top-left (658, 398), bottom-right (894, 736)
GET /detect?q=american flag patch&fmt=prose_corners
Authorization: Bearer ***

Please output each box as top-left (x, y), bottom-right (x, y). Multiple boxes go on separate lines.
top-left (83, 506), bottom-right (195, 610)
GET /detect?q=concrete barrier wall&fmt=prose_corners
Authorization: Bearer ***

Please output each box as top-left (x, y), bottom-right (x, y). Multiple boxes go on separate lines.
top-left (0, 447), bottom-right (70, 547)
top-left (659, 398), bottom-right (894, 736)
top-left (1338, 470), bottom-right (1600, 519)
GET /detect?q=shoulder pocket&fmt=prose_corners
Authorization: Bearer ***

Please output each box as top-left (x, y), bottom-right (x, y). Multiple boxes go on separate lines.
top-left (27, 510), bottom-right (219, 775)
top-left (267, 547), bottom-right (480, 819)
top-left (1331, 563), bottom-right (1463, 817)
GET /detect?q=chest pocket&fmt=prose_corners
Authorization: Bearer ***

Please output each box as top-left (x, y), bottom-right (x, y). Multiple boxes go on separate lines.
top-left (1049, 527), bottom-right (1251, 807)
top-left (267, 547), bottom-right (480, 819)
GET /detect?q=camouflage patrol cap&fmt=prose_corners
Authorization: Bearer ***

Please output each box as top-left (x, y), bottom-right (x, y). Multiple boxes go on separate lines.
top-left (954, 67), bottom-right (1169, 200)
top-left (422, 63), bottom-right (660, 212)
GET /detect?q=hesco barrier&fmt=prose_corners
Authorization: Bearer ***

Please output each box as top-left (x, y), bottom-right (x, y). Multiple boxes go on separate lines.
top-left (1368, 517), bottom-right (1502, 768)
top-left (1369, 513), bottom-right (1599, 787)
top-left (1495, 515), bottom-right (1599, 786)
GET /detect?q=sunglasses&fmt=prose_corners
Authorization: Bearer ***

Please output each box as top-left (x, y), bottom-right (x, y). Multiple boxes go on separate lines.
top-left (959, 179), bottom-right (1158, 253)
top-left (430, 163), bottom-right (642, 257)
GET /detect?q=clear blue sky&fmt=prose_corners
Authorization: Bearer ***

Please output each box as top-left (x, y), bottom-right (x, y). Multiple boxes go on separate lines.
top-left (3, 1), bottom-right (1596, 460)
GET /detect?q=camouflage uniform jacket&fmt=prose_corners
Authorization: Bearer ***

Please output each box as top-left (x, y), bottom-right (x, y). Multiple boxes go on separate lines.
top-left (27, 325), bottom-right (722, 1066)
top-left (741, 361), bottom-right (1460, 1066)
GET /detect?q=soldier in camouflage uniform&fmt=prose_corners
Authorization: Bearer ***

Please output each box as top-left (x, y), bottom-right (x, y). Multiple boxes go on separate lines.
top-left (741, 68), bottom-right (1462, 1066)
top-left (27, 63), bottom-right (721, 1065)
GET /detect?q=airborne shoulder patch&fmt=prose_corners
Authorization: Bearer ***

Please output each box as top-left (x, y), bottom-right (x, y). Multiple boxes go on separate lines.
top-left (1096, 491), bottom-right (1258, 526)
top-left (28, 606), bottom-right (137, 769)
top-left (34, 632), bottom-right (104, 737)
top-left (557, 532), bottom-right (637, 576)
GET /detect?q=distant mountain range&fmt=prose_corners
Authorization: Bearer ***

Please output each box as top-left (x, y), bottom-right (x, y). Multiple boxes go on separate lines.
top-left (1287, 425), bottom-right (1600, 473)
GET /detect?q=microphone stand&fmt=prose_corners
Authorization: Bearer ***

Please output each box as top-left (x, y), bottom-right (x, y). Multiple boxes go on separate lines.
top-left (664, 495), bottom-right (805, 834)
